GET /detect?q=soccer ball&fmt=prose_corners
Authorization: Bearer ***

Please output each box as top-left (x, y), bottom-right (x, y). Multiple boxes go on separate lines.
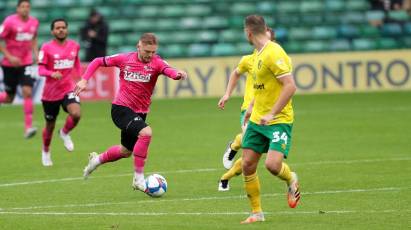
top-left (145, 174), bottom-right (167, 197)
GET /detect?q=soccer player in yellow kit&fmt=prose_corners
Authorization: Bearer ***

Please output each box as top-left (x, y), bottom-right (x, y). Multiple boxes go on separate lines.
top-left (217, 28), bottom-right (275, 192)
top-left (240, 15), bottom-right (300, 224)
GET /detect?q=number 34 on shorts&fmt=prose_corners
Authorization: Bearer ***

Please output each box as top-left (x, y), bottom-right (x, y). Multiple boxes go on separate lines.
top-left (269, 124), bottom-right (292, 156)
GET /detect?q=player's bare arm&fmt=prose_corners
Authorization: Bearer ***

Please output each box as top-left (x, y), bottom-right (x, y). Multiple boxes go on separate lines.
top-left (260, 74), bottom-right (296, 125)
top-left (218, 68), bottom-right (241, 110)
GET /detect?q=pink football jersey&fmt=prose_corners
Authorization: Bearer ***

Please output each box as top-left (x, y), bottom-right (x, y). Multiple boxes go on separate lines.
top-left (0, 14), bottom-right (39, 66)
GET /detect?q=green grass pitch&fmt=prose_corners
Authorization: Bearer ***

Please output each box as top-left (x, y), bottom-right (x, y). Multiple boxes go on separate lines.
top-left (0, 91), bottom-right (410, 229)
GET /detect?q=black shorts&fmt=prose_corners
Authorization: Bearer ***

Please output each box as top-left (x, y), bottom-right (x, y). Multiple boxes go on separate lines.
top-left (1, 65), bottom-right (35, 95)
top-left (42, 92), bottom-right (80, 122)
top-left (111, 104), bottom-right (148, 151)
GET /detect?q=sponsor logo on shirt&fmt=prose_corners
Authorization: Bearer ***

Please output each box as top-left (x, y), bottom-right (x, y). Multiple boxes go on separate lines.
top-left (254, 83), bottom-right (265, 90)
top-left (15, 32), bottom-right (34, 41)
top-left (54, 59), bottom-right (74, 69)
top-left (123, 70), bottom-right (151, 82)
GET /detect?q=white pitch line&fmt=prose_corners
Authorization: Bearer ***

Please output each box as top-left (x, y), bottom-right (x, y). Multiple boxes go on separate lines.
top-left (3, 186), bottom-right (409, 211)
top-left (1, 156), bottom-right (410, 188)
top-left (0, 209), bottom-right (409, 217)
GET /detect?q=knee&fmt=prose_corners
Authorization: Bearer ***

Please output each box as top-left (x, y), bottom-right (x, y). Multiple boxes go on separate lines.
top-left (138, 126), bottom-right (152, 137)
top-left (242, 158), bottom-right (257, 175)
top-left (120, 146), bottom-right (132, 157)
top-left (265, 160), bottom-right (282, 175)
top-left (70, 112), bottom-right (81, 122)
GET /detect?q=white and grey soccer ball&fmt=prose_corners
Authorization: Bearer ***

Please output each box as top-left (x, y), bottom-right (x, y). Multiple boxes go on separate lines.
top-left (145, 174), bottom-right (167, 197)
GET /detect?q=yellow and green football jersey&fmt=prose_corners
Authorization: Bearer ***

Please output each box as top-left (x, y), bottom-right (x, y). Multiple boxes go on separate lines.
top-left (250, 41), bottom-right (294, 125)
top-left (237, 51), bottom-right (256, 111)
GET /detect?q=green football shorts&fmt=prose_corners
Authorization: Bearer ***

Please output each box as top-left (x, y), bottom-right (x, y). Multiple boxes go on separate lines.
top-left (242, 121), bottom-right (293, 157)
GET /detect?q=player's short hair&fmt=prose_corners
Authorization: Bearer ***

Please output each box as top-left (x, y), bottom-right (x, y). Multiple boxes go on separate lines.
top-left (139, 33), bottom-right (158, 45)
top-left (267, 27), bottom-right (276, 41)
top-left (244, 15), bottom-right (267, 35)
top-left (17, 0), bottom-right (30, 6)
top-left (50, 18), bottom-right (68, 30)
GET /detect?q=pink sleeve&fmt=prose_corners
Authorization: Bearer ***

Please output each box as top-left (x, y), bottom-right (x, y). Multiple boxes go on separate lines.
top-left (82, 57), bottom-right (104, 80)
top-left (157, 58), bottom-right (180, 79)
top-left (0, 19), bottom-right (11, 39)
top-left (38, 64), bottom-right (53, 77)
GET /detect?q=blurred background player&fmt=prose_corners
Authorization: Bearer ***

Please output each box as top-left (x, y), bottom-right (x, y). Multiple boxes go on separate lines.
top-left (80, 9), bottom-right (109, 62)
top-left (37, 18), bottom-right (82, 166)
top-left (240, 15), bottom-right (300, 224)
top-left (0, 0), bottom-right (39, 138)
top-left (218, 28), bottom-right (275, 192)
top-left (75, 33), bottom-right (187, 193)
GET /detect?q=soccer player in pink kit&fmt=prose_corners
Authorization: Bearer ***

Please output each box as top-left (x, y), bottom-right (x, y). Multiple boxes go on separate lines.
top-left (37, 19), bottom-right (82, 166)
top-left (0, 0), bottom-right (39, 138)
top-left (75, 33), bottom-right (187, 192)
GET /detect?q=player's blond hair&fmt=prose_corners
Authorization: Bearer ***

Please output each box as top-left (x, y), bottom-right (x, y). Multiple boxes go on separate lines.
top-left (244, 15), bottom-right (267, 35)
top-left (139, 33), bottom-right (158, 45)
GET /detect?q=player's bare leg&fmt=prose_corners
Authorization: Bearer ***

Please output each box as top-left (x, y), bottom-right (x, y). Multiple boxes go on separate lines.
top-left (59, 103), bottom-right (81, 152)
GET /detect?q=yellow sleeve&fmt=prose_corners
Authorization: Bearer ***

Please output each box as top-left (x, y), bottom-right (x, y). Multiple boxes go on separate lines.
top-left (237, 55), bottom-right (252, 75)
top-left (268, 45), bottom-right (292, 78)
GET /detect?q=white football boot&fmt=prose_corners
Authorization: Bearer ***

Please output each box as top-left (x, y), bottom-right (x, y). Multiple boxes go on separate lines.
top-left (24, 127), bottom-right (37, 139)
top-left (83, 152), bottom-right (100, 179)
top-left (222, 141), bottom-right (237, 170)
top-left (287, 172), bottom-right (301, 208)
top-left (59, 129), bottom-right (74, 152)
top-left (41, 150), bottom-right (53, 167)
top-left (132, 173), bottom-right (147, 193)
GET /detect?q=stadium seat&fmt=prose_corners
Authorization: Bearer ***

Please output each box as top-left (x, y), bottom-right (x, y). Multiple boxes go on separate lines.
top-left (236, 42), bottom-right (253, 55)
top-left (381, 23), bottom-right (403, 37)
top-left (219, 29), bottom-right (244, 43)
top-left (341, 12), bottom-right (367, 24)
top-left (162, 5), bottom-right (185, 17)
top-left (352, 38), bottom-right (377, 50)
top-left (276, 14), bottom-right (300, 26)
top-left (365, 10), bottom-right (385, 26)
top-left (185, 4), bottom-right (212, 17)
top-left (180, 17), bottom-right (202, 30)
top-left (346, 0), bottom-right (370, 11)
top-left (360, 25), bottom-right (380, 38)
top-left (134, 19), bottom-right (157, 32)
top-left (29, 9), bottom-right (48, 21)
top-left (338, 24), bottom-right (360, 39)
top-left (276, 2), bottom-right (300, 13)
top-left (211, 43), bottom-right (238, 56)
top-left (377, 38), bottom-right (400, 49)
top-left (300, 1), bottom-right (324, 13)
top-left (203, 16), bottom-right (229, 29)
top-left (257, 1), bottom-right (276, 14)
top-left (387, 10), bottom-right (410, 22)
top-left (110, 20), bottom-right (132, 32)
top-left (156, 19), bottom-right (180, 31)
top-left (402, 37), bottom-right (411, 47)
top-left (187, 44), bottom-right (211, 57)
top-left (138, 6), bottom-right (158, 18)
top-left (312, 26), bottom-right (337, 40)
top-left (196, 30), bottom-right (219, 43)
top-left (66, 7), bottom-right (89, 20)
top-left (283, 41), bottom-right (303, 53)
top-left (303, 40), bottom-right (329, 53)
top-left (108, 34), bottom-right (124, 47)
top-left (329, 39), bottom-right (351, 51)
top-left (169, 31), bottom-right (197, 43)
top-left (299, 14), bottom-right (323, 26)
top-left (231, 2), bottom-right (257, 15)
top-left (273, 27), bottom-right (288, 42)
top-left (288, 27), bottom-right (311, 40)
top-left (228, 16), bottom-right (244, 29)
top-left (162, 44), bottom-right (186, 58)
top-left (404, 22), bottom-right (411, 35)
top-left (325, 0), bottom-right (345, 12)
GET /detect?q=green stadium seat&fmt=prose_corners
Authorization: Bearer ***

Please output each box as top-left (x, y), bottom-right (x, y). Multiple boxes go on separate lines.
top-left (257, 1), bottom-right (276, 14)
top-left (162, 5), bottom-right (185, 17)
top-left (66, 8), bottom-right (89, 20)
top-left (365, 10), bottom-right (385, 22)
top-left (96, 6), bottom-right (117, 19)
top-left (404, 22), bottom-right (411, 35)
top-left (229, 16), bottom-right (244, 29)
top-left (323, 13), bottom-right (343, 25)
top-left (231, 2), bottom-right (257, 15)
top-left (341, 12), bottom-right (367, 24)
top-left (346, 0), bottom-right (370, 11)
top-left (156, 19), bottom-right (180, 31)
top-left (211, 43), bottom-right (237, 56)
top-left (203, 16), bottom-right (228, 29)
top-left (37, 25), bottom-right (51, 37)
top-left (283, 41), bottom-right (302, 53)
top-left (352, 38), bottom-right (377, 50)
top-left (55, 0), bottom-right (76, 7)
top-left (288, 27), bottom-right (311, 40)
top-left (137, 6), bottom-right (158, 18)
top-left (300, 1), bottom-right (324, 13)
top-left (185, 5), bottom-right (212, 17)
top-left (29, 10), bottom-right (48, 21)
top-left (360, 25), bottom-right (380, 38)
top-left (170, 31), bottom-right (197, 43)
top-left (110, 20), bottom-right (132, 32)
top-left (108, 34), bottom-right (124, 47)
top-left (219, 29), bottom-right (244, 43)
top-left (299, 14), bottom-right (323, 26)
top-left (180, 17), bottom-right (202, 30)
top-left (325, 0), bottom-right (345, 12)
top-left (387, 10), bottom-right (410, 22)
top-left (68, 21), bottom-right (83, 34)
top-left (276, 2), bottom-right (300, 13)
top-left (134, 19), bottom-right (156, 32)
top-left (236, 42), bottom-right (253, 55)
top-left (196, 30), bottom-right (218, 43)
top-left (303, 40), bottom-right (329, 53)
top-left (273, 27), bottom-right (288, 42)
top-left (381, 23), bottom-right (403, 37)
top-left (338, 25), bottom-right (360, 38)
top-left (117, 46), bottom-right (135, 53)
top-left (312, 26), bottom-right (337, 40)
top-left (124, 33), bottom-right (139, 45)
top-left (47, 8), bottom-right (68, 21)
top-left (402, 37), bottom-right (411, 47)
top-left (187, 44), bottom-right (211, 57)
top-left (30, 0), bottom-right (52, 7)
top-left (330, 39), bottom-right (351, 51)
top-left (276, 14), bottom-right (300, 26)
top-left (377, 38), bottom-right (400, 49)
top-left (162, 44), bottom-right (186, 58)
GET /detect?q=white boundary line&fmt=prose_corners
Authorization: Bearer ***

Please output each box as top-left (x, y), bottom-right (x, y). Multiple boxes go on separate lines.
top-left (0, 157), bottom-right (410, 188)
top-left (2, 186), bottom-right (409, 211)
top-left (0, 209), bottom-right (409, 216)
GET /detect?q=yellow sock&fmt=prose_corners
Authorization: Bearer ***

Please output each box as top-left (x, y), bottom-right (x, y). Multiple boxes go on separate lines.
top-left (277, 162), bottom-right (292, 185)
top-left (244, 172), bottom-right (262, 213)
top-left (221, 157), bottom-right (243, 180)
top-left (230, 133), bottom-right (242, 151)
